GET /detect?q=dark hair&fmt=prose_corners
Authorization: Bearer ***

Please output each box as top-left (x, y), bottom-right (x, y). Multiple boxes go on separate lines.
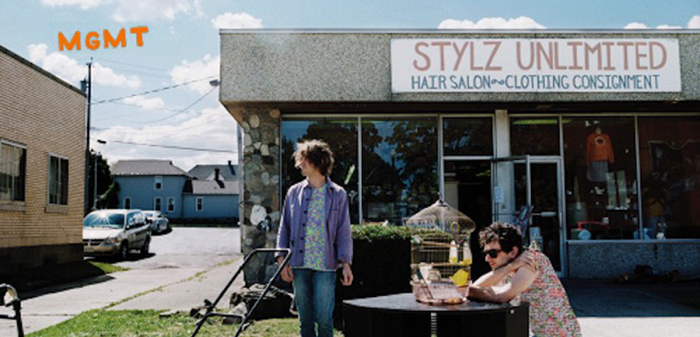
top-left (479, 222), bottom-right (524, 256)
top-left (293, 139), bottom-right (334, 177)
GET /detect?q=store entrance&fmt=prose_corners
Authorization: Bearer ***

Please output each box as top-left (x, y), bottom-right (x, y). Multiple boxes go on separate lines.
top-left (443, 160), bottom-right (492, 279)
top-left (493, 156), bottom-right (565, 274)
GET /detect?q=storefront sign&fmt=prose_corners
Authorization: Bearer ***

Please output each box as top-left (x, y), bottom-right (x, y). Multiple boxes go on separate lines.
top-left (391, 38), bottom-right (681, 93)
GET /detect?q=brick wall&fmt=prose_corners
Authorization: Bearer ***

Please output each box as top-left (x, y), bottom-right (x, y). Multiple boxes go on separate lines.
top-left (0, 46), bottom-right (85, 268)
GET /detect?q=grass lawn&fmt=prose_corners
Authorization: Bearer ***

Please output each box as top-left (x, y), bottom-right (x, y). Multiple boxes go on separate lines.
top-left (29, 310), bottom-right (344, 337)
top-left (88, 261), bottom-right (129, 274)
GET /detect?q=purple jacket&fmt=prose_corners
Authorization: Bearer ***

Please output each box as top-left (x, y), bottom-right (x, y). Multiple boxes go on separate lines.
top-left (276, 178), bottom-right (353, 270)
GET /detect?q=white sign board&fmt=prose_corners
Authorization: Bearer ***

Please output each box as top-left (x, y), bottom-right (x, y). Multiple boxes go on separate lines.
top-left (391, 38), bottom-right (681, 93)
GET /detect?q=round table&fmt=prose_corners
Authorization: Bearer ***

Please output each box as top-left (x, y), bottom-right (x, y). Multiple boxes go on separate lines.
top-left (343, 293), bottom-right (529, 337)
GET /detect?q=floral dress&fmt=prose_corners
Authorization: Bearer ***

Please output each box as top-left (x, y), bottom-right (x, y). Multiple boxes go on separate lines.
top-left (505, 249), bottom-right (582, 337)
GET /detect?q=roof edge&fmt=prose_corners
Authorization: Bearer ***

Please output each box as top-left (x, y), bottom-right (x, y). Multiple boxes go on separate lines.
top-left (0, 45), bottom-right (86, 97)
top-left (220, 28), bottom-right (700, 35)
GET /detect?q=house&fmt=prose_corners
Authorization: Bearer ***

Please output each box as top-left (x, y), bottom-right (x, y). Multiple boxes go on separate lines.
top-left (112, 160), bottom-right (190, 219)
top-left (112, 160), bottom-right (239, 223)
top-left (183, 163), bottom-right (239, 222)
top-left (0, 45), bottom-right (85, 283)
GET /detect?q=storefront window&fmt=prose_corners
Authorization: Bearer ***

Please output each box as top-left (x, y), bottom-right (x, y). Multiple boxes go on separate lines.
top-left (510, 117), bottom-right (560, 155)
top-left (638, 117), bottom-right (700, 239)
top-left (443, 118), bottom-right (493, 156)
top-left (563, 117), bottom-right (638, 240)
top-left (362, 117), bottom-right (439, 225)
top-left (281, 118), bottom-right (360, 224)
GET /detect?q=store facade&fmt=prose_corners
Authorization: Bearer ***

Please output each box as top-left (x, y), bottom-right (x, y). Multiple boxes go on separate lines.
top-left (219, 30), bottom-right (700, 280)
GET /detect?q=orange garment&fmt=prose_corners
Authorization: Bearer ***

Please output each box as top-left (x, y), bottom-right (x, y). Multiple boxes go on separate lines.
top-left (586, 132), bottom-right (614, 164)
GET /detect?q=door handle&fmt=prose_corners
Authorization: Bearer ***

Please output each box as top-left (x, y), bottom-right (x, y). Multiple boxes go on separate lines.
top-left (533, 212), bottom-right (557, 217)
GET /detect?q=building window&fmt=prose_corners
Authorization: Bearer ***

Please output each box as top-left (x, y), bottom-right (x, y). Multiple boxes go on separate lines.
top-left (443, 117), bottom-right (493, 156)
top-left (281, 117), bottom-right (359, 224)
top-left (167, 197), bottom-right (175, 212)
top-left (563, 117), bottom-right (637, 240)
top-left (155, 176), bottom-right (163, 190)
top-left (124, 197), bottom-right (131, 209)
top-left (0, 140), bottom-right (26, 202)
top-left (510, 117), bottom-right (560, 156)
top-left (638, 117), bottom-right (700, 239)
top-left (196, 197), bottom-right (203, 212)
top-left (154, 197), bottom-right (162, 211)
top-left (48, 154), bottom-right (69, 205)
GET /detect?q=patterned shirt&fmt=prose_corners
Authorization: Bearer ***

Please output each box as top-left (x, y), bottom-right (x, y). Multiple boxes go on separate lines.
top-left (302, 184), bottom-right (332, 271)
top-left (505, 249), bottom-right (582, 337)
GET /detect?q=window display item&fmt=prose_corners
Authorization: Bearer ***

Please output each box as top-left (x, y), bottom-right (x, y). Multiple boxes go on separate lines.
top-left (586, 126), bottom-right (615, 183)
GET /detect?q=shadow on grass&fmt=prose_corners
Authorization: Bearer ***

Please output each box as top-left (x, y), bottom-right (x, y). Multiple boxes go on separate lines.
top-left (12, 261), bottom-right (114, 300)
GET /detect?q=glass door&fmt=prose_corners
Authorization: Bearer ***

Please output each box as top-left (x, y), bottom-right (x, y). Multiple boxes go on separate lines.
top-left (514, 160), bottom-right (564, 273)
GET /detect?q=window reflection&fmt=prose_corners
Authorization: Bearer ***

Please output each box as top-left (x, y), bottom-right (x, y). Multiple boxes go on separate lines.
top-left (281, 118), bottom-right (359, 224)
top-left (639, 117), bottom-right (700, 239)
top-left (563, 118), bottom-right (638, 240)
top-left (362, 118), bottom-right (439, 225)
top-left (443, 118), bottom-right (493, 156)
top-left (511, 117), bottom-right (560, 156)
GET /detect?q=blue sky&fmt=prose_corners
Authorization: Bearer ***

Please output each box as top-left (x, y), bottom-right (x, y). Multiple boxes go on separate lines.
top-left (1, 0), bottom-right (698, 170)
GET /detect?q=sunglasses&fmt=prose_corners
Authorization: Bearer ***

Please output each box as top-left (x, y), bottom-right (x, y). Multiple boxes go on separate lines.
top-left (483, 249), bottom-right (503, 258)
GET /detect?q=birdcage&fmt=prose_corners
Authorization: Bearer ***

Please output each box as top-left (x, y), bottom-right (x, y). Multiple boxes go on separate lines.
top-left (405, 199), bottom-right (476, 305)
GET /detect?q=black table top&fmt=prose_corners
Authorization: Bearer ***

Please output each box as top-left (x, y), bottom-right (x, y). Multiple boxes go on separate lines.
top-left (344, 293), bottom-right (526, 314)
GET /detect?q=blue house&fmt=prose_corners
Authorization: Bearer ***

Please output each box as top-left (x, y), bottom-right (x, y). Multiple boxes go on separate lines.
top-left (184, 163), bottom-right (239, 222)
top-left (112, 160), bottom-right (190, 219)
top-left (112, 160), bottom-right (239, 223)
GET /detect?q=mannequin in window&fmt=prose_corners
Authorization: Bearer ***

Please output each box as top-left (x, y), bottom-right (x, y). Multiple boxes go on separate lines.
top-left (586, 126), bottom-right (614, 185)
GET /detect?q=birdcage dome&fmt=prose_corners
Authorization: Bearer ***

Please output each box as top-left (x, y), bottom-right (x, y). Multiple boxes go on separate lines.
top-left (406, 199), bottom-right (476, 236)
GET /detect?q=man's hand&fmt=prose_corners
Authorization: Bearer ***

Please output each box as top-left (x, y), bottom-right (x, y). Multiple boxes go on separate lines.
top-left (509, 251), bottom-right (535, 273)
top-left (277, 256), bottom-right (294, 283)
top-left (341, 263), bottom-right (354, 286)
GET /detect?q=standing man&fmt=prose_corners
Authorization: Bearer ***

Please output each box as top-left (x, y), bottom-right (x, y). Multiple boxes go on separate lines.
top-left (276, 139), bottom-right (354, 337)
top-left (469, 222), bottom-right (582, 337)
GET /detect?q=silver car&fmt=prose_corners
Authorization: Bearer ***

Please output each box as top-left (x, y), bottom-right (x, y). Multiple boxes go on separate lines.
top-left (83, 209), bottom-right (152, 260)
top-left (143, 210), bottom-right (171, 234)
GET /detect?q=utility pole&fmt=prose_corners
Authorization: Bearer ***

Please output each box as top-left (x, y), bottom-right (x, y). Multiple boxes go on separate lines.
top-left (83, 58), bottom-right (92, 215)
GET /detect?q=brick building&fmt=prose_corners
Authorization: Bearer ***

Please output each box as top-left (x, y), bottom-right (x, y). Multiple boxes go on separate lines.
top-left (0, 45), bottom-right (86, 283)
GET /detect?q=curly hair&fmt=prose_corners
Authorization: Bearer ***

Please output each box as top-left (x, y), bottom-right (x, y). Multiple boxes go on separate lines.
top-left (293, 139), bottom-right (335, 177)
top-left (478, 222), bottom-right (524, 256)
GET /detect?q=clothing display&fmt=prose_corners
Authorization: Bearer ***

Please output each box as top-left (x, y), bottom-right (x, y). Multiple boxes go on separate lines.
top-left (586, 128), bottom-right (614, 183)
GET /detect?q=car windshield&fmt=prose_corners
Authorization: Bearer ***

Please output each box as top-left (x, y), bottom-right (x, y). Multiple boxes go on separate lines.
top-left (83, 213), bottom-right (125, 229)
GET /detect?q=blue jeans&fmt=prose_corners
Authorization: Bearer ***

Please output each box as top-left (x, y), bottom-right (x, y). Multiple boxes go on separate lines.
top-left (293, 268), bottom-right (336, 337)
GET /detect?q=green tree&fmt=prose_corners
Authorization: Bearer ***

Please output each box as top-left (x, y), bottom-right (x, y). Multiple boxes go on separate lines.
top-left (88, 151), bottom-right (115, 211)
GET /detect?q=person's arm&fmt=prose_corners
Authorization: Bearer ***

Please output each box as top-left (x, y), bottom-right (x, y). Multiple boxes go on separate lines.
top-left (473, 251), bottom-right (534, 288)
top-left (335, 191), bottom-right (353, 286)
top-left (469, 266), bottom-right (537, 303)
top-left (276, 190), bottom-right (294, 282)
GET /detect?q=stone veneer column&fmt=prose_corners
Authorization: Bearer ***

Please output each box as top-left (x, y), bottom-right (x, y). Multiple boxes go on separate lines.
top-left (240, 108), bottom-right (282, 285)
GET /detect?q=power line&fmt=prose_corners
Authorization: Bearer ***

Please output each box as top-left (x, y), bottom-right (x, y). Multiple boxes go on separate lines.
top-left (94, 57), bottom-right (169, 72)
top-left (91, 76), bottom-right (217, 105)
top-left (140, 85), bottom-right (218, 124)
top-left (103, 139), bottom-right (235, 153)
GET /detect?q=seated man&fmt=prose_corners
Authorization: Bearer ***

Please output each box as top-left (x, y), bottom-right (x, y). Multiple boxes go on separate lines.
top-left (469, 222), bottom-right (582, 337)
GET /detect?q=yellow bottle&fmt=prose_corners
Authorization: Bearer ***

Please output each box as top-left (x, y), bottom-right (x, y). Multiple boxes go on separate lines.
top-left (449, 240), bottom-right (458, 263)
top-left (462, 241), bottom-right (472, 266)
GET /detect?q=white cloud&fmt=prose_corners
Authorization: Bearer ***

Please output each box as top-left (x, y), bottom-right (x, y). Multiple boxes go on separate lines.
top-left (27, 43), bottom-right (141, 88)
top-left (41, 0), bottom-right (105, 10)
top-left (95, 106), bottom-right (239, 170)
top-left (624, 22), bottom-right (683, 29)
top-left (688, 15), bottom-right (700, 29)
top-left (112, 0), bottom-right (195, 22)
top-left (123, 95), bottom-right (166, 110)
top-left (438, 16), bottom-right (545, 29)
top-left (212, 12), bottom-right (263, 29)
top-left (170, 54), bottom-right (220, 95)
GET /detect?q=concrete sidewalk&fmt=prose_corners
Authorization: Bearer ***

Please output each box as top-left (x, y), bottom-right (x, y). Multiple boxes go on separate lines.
top-left (565, 278), bottom-right (700, 337)
top-left (0, 257), bottom-right (244, 335)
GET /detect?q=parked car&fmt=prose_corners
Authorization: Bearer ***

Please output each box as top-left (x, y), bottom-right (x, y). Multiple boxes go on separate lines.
top-left (143, 210), bottom-right (171, 234)
top-left (83, 209), bottom-right (152, 260)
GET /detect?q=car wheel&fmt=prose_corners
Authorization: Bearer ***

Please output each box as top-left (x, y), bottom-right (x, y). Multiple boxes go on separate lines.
top-left (140, 237), bottom-right (150, 255)
top-left (119, 242), bottom-right (129, 261)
